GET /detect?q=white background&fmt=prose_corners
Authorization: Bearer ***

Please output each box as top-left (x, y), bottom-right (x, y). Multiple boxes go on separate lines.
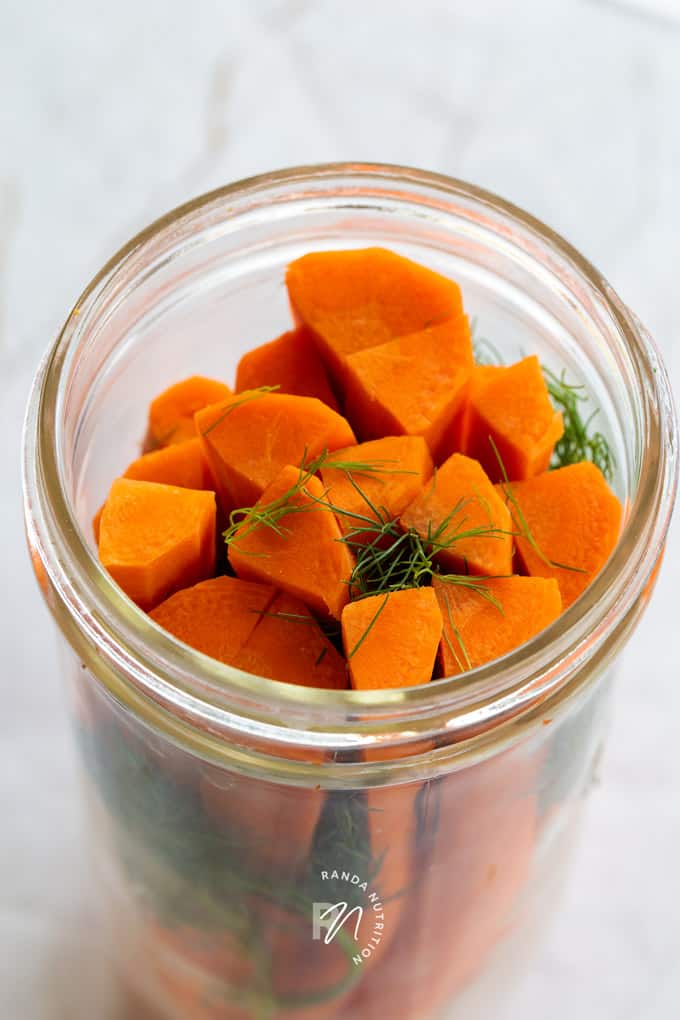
top-left (1, 1), bottom-right (679, 1017)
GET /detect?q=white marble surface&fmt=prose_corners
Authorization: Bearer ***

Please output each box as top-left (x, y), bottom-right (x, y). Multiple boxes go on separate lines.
top-left (1, 1), bottom-right (679, 1017)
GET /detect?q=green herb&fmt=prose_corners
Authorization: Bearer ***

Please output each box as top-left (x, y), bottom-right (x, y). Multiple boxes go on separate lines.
top-left (200, 385), bottom-right (280, 436)
top-left (543, 367), bottom-right (615, 480)
top-left (470, 316), bottom-right (505, 366)
top-left (223, 450), bottom-right (418, 551)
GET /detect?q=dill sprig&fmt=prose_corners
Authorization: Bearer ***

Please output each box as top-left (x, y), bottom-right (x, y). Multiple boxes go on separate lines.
top-left (470, 316), bottom-right (505, 366)
top-left (543, 367), bottom-right (615, 480)
top-left (200, 385), bottom-right (280, 437)
top-left (223, 451), bottom-right (421, 551)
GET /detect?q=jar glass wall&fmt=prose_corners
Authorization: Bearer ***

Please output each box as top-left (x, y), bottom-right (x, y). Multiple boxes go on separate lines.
top-left (23, 165), bottom-right (677, 1019)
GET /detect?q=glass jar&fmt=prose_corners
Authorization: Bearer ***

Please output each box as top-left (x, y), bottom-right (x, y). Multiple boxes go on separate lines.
top-left (23, 164), bottom-right (677, 1020)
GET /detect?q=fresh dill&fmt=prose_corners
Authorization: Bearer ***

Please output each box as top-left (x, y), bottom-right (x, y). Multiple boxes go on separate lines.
top-left (543, 367), bottom-right (615, 480)
top-left (223, 451), bottom-right (420, 551)
top-left (200, 385), bottom-right (280, 437)
top-left (470, 316), bottom-right (505, 366)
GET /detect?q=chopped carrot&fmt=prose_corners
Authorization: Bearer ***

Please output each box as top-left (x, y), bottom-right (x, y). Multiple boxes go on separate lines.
top-left (401, 453), bottom-right (513, 577)
top-left (319, 436), bottom-right (434, 542)
top-left (343, 317), bottom-right (473, 460)
top-left (286, 247), bottom-right (463, 386)
top-left (98, 479), bottom-right (216, 611)
top-left (124, 437), bottom-right (214, 490)
top-left (200, 769), bottom-right (325, 879)
top-left (91, 505), bottom-right (103, 544)
top-left (341, 587), bottom-right (442, 690)
top-left (497, 461), bottom-right (622, 608)
top-left (234, 592), bottom-right (348, 689)
top-left (450, 363), bottom-right (505, 454)
top-left (235, 326), bottom-right (339, 410)
top-left (195, 391), bottom-right (356, 511)
top-left (346, 749), bottom-right (538, 1019)
top-left (462, 355), bottom-right (564, 481)
top-left (228, 465), bottom-right (355, 621)
top-left (149, 575), bottom-right (276, 662)
top-left (146, 375), bottom-right (232, 449)
top-left (433, 575), bottom-right (562, 675)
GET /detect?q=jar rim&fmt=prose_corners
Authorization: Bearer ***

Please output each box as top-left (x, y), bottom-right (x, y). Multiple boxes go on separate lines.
top-left (22, 162), bottom-right (678, 767)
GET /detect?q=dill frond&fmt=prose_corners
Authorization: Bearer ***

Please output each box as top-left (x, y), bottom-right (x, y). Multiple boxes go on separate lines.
top-left (543, 367), bottom-right (615, 480)
top-left (200, 385), bottom-right (280, 436)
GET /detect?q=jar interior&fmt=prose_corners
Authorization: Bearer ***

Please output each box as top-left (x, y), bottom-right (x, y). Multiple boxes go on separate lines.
top-left (62, 183), bottom-right (637, 540)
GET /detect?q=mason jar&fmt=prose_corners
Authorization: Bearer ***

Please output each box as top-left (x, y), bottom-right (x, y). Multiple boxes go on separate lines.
top-left (22, 164), bottom-right (677, 1020)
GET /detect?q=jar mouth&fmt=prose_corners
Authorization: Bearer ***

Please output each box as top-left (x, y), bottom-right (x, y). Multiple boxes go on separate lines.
top-left (23, 162), bottom-right (678, 763)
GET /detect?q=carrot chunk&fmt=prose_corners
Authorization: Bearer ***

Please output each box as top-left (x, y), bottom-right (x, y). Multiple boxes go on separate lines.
top-left (200, 770), bottom-right (326, 885)
top-left (149, 575), bottom-right (276, 662)
top-left (320, 436), bottom-right (434, 542)
top-left (401, 453), bottom-right (513, 577)
top-left (463, 355), bottom-right (564, 481)
top-left (233, 592), bottom-right (348, 689)
top-left (147, 376), bottom-right (232, 449)
top-left (235, 326), bottom-right (339, 410)
top-left (450, 363), bottom-right (506, 455)
top-left (98, 479), bottom-right (216, 611)
top-left (341, 587), bottom-right (442, 690)
top-left (343, 317), bottom-right (473, 459)
top-left (433, 575), bottom-right (562, 675)
top-left (286, 247), bottom-right (463, 385)
top-left (195, 391), bottom-right (356, 511)
top-left (228, 465), bottom-right (355, 621)
top-left (123, 437), bottom-right (214, 490)
top-left (498, 461), bottom-right (623, 608)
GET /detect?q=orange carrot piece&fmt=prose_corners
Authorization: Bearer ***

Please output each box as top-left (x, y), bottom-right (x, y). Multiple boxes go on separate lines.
top-left (233, 592), bottom-right (348, 689)
top-left (463, 355), bottom-right (564, 481)
top-left (228, 465), bottom-right (355, 621)
top-left (319, 436), bottom-right (434, 541)
top-left (341, 587), bottom-right (442, 690)
top-left (497, 461), bottom-right (623, 608)
top-left (91, 505), bottom-right (103, 544)
top-left (401, 453), bottom-right (513, 577)
top-left (286, 247), bottom-right (463, 385)
top-left (450, 363), bottom-right (506, 455)
top-left (149, 575), bottom-right (276, 662)
top-left (98, 479), bottom-right (216, 611)
top-left (343, 317), bottom-right (473, 459)
top-left (123, 437), bottom-right (214, 490)
top-left (195, 392), bottom-right (356, 511)
top-left (147, 376), bottom-right (232, 449)
top-left (235, 326), bottom-right (339, 410)
top-left (433, 575), bottom-right (562, 676)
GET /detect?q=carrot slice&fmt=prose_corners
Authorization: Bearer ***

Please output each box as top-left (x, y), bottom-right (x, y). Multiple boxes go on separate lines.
top-left (401, 453), bottom-right (513, 577)
top-left (343, 317), bottom-right (473, 460)
top-left (497, 461), bottom-right (622, 608)
top-left (228, 465), bottom-right (355, 621)
top-left (450, 363), bottom-right (506, 454)
top-left (233, 592), bottom-right (348, 689)
top-left (463, 355), bottom-right (564, 481)
top-left (286, 247), bottom-right (463, 385)
top-left (433, 575), bottom-right (562, 675)
top-left (235, 326), bottom-right (339, 410)
top-left (147, 376), bottom-right (232, 449)
top-left (195, 392), bottom-right (356, 512)
top-left (341, 587), bottom-right (442, 690)
top-left (123, 437), bottom-right (214, 490)
top-left (319, 436), bottom-right (434, 542)
top-left (98, 479), bottom-right (216, 611)
top-left (149, 575), bottom-right (276, 662)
